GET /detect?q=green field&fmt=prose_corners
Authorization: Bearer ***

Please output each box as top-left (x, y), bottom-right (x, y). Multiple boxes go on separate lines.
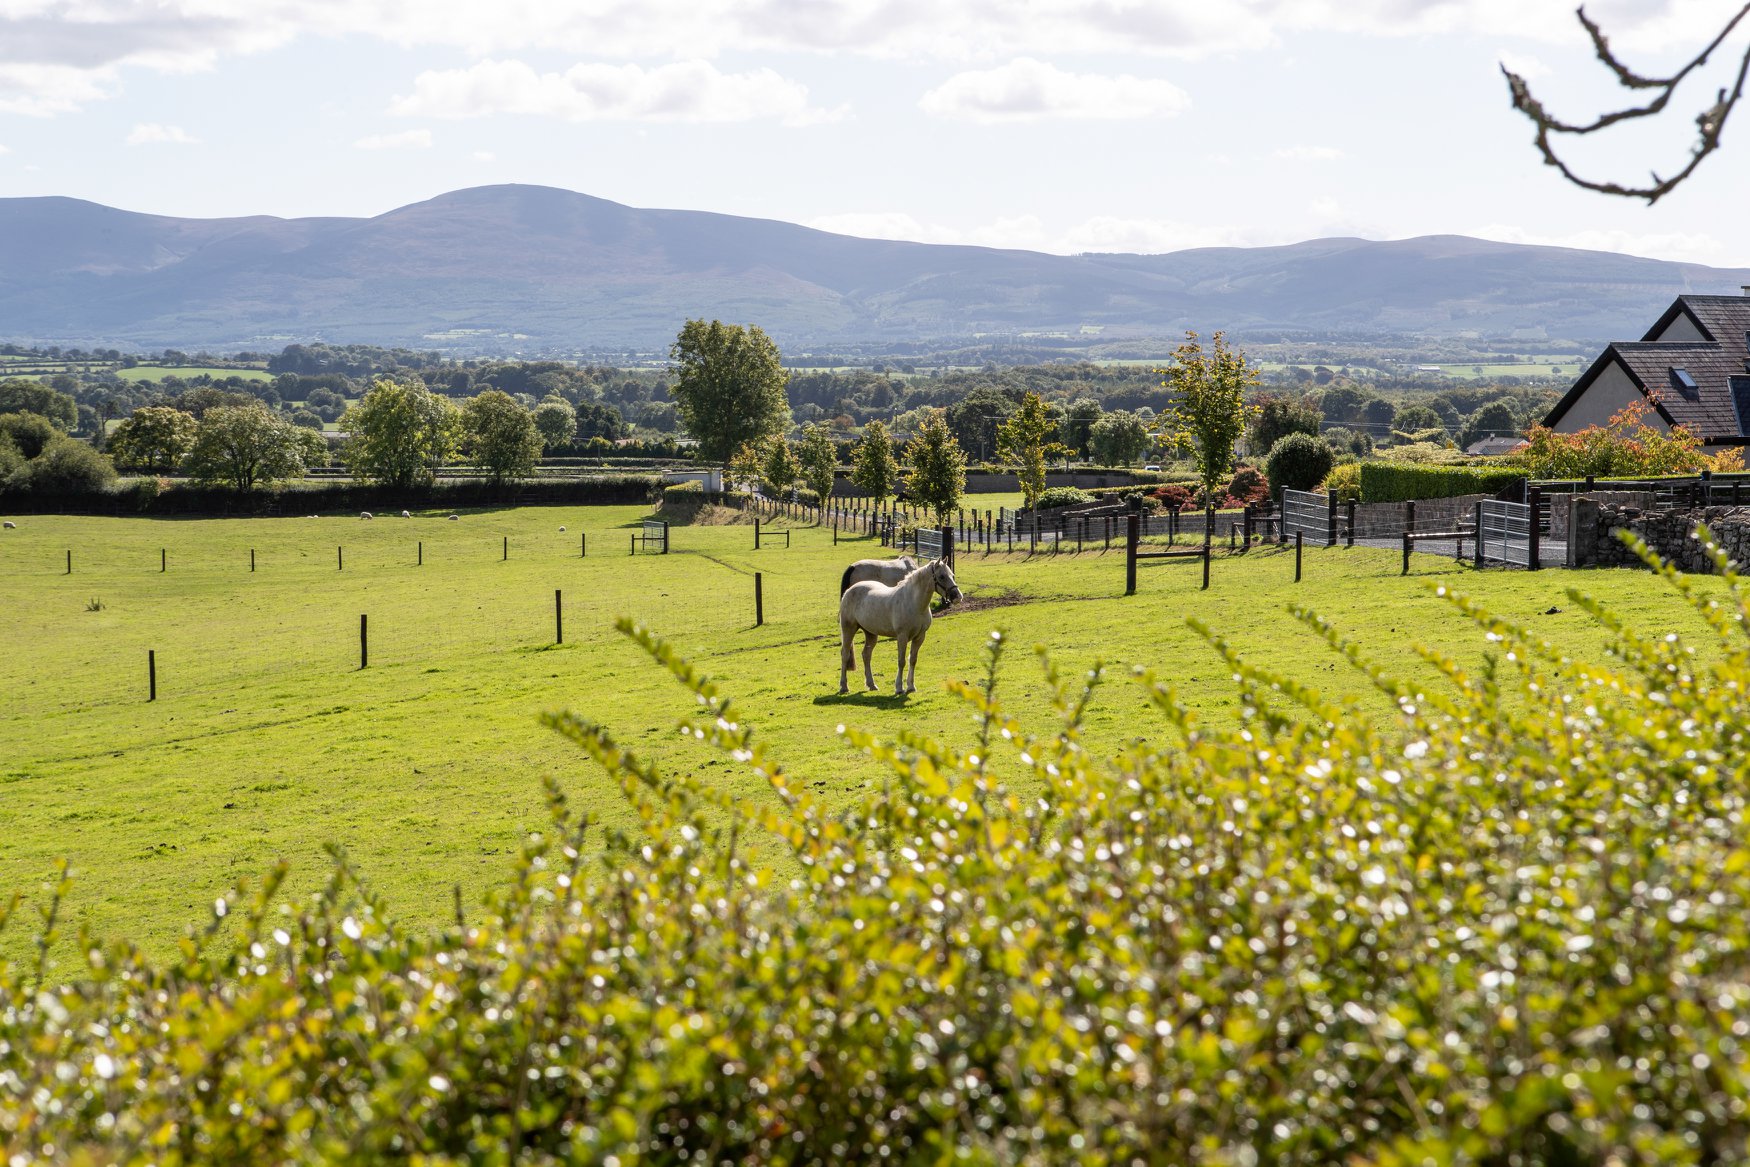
top-left (113, 364), bottom-right (272, 382)
top-left (0, 504), bottom-right (1718, 956)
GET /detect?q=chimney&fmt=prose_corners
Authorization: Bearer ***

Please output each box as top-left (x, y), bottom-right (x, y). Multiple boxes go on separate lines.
top-left (1743, 284), bottom-right (1750, 296)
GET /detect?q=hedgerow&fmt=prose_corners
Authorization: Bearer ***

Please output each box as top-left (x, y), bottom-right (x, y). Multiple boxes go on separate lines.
top-left (7, 528), bottom-right (1750, 1163)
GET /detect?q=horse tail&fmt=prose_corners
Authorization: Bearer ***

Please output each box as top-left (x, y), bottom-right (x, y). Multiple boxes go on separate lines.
top-left (839, 563), bottom-right (857, 595)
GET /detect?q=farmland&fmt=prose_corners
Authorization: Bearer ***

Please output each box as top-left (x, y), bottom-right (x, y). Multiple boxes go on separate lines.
top-left (0, 504), bottom-right (1722, 956)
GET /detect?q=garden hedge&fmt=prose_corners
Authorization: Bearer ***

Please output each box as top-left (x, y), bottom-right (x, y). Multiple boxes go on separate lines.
top-left (1359, 461), bottom-right (1524, 503)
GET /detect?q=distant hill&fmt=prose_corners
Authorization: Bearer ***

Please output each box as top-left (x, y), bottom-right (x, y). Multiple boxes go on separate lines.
top-left (2, 184), bottom-right (1747, 351)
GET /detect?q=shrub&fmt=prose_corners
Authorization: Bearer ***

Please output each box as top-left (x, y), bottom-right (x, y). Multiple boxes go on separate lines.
top-left (1320, 460), bottom-right (1362, 501)
top-left (1519, 400), bottom-right (1732, 479)
top-left (1035, 485), bottom-right (1094, 509)
top-left (0, 412), bottom-right (58, 460)
top-left (1224, 464), bottom-right (1268, 507)
top-left (1359, 461), bottom-right (1525, 503)
top-left (1263, 432), bottom-right (1335, 498)
top-left (15, 438), bottom-right (117, 493)
top-left (10, 543), bottom-right (1750, 1162)
top-left (1151, 482), bottom-right (1195, 510)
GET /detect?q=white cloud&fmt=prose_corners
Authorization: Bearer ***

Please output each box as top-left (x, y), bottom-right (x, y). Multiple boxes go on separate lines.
top-left (0, 143), bottom-right (9, 155)
top-left (354, 128), bottom-right (432, 150)
top-left (1272, 145), bottom-right (1345, 161)
top-left (1469, 222), bottom-right (1732, 266)
top-left (126, 122), bottom-right (199, 144)
top-left (920, 58), bottom-right (1189, 122)
top-left (471, 150), bottom-right (495, 162)
top-left (391, 58), bottom-right (841, 125)
top-left (1496, 49), bottom-right (1550, 80)
top-left (0, 62), bottom-right (116, 116)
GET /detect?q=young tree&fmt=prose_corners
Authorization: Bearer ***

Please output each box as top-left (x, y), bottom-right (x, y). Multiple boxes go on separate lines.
top-left (184, 404), bottom-right (314, 491)
top-left (851, 420), bottom-right (900, 504)
top-left (904, 409), bottom-right (967, 524)
top-left (761, 439), bottom-right (801, 497)
top-left (1090, 411), bottom-right (1150, 467)
top-left (462, 391), bottom-right (542, 485)
top-left (727, 441), bottom-right (765, 493)
top-left (1157, 332), bottom-right (1260, 505)
top-left (797, 423), bottom-right (838, 500)
top-left (106, 406), bottom-right (200, 472)
top-left (996, 391), bottom-right (1069, 512)
top-left (668, 319), bottom-right (791, 467)
top-left (341, 379), bottom-right (461, 488)
top-left (1059, 398), bottom-right (1103, 458)
top-left (532, 398), bottom-right (578, 452)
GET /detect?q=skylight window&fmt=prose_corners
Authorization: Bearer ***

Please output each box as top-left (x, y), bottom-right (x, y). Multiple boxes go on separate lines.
top-left (1671, 367), bottom-right (1699, 393)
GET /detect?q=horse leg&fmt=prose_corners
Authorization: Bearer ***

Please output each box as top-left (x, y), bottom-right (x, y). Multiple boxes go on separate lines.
top-left (862, 631), bottom-right (878, 691)
top-left (894, 633), bottom-right (910, 696)
top-left (839, 619), bottom-right (855, 694)
top-left (906, 629), bottom-right (925, 693)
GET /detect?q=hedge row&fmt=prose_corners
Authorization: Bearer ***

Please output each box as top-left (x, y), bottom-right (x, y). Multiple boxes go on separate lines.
top-left (1359, 461), bottom-right (1525, 503)
top-left (0, 474), bottom-right (661, 517)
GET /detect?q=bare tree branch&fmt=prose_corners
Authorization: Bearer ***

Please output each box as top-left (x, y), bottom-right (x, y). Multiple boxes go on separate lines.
top-left (1503, 4), bottom-right (1750, 202)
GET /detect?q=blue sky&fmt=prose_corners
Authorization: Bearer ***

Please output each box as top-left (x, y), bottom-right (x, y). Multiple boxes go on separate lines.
top-left (2, 0), bottom-right (1747, 265)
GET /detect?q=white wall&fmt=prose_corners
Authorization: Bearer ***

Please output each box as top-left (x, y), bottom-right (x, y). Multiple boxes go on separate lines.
top-left (1648, 311), bottom-right (1708, 343)
top-left (663, 469), bottom-right (723, 492)
top-left (1554, 359), bottom-right (1667, 432)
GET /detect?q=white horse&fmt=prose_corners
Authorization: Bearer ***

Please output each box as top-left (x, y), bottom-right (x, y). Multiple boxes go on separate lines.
top-left (839, 559), bottom-right (962, 695)
top-left (839, 555), bottom-right (916, 595)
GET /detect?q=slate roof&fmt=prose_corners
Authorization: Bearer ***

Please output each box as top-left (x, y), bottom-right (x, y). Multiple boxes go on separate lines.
top-left (1544, 294), bottom-right (1750, 441)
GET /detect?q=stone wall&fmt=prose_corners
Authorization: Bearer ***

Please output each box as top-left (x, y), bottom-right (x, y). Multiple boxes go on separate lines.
top-left (1569, 501), bottom-right (1750, 571)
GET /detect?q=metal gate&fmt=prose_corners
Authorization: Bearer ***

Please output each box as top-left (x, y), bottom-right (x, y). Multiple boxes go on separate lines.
top-left (915, 527), bottom-right (946, 561)
top-left (1478, 500), bottom-right (1532, 566)
top-left (1280, 489), bottom-right (1331, 545)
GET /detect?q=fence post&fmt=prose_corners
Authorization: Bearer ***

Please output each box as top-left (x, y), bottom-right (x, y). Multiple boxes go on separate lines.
top-left (1326, 489), bottom-right (1338, 547)
top-left (1402, 531), bottom-right (1411, 575)
top-left (1295, 530), bottom-right (1303, 582)
top-left (1474, 502), bottom-right (1485, 567)
top-left (581, 533), bottom-right (586, 558)
top-left (754, 572), bottom-right (764, 626)
top-left (66, 549), bottom-right (71, 574)
top-left (1125, 514), bottom-right (1138, 595)
top-left (1202, 540), bottom-right (1211, 591)
top-left (663, 521), bottom-right (670, 554)
top-left (941, 524), bottom-right (954, 570)
top-left (417, 541), bottom-right (423, 566)
top-left (1527, 486), bottom-right (1542, 571)
top-left (755, 519), bottom-right (761, 551)
top-left (148, 650), bottom-right (156, 702)
top-left (161, 548), bottom-right (166, 573)
top-left (251, 548), bottom-right (256, 572)
top-left (1242, 506), bottom-right (1253, 548)
top-left (503, 535), bottom-right (508, 561)
top-left (555, 589), bottom-right (563, 645)
top-left (359, 614), bottom-right (368, 669)
top-left (1346, 500), bottom-right (1357, 547)
top-left (338, 546), bottom-right (343, 571)
top-left (833, 522), bottom-right (838, 546)
top-left (1405, 500), bottom-right (1415, 537)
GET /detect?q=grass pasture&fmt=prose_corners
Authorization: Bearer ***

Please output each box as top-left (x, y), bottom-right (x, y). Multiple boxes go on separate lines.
top-left (113, 364), bottom-right (273, 382)
top-left (0, 504), bottom-right (1722, 957)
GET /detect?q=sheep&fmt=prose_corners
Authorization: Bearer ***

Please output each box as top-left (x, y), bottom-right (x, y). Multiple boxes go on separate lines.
top-left (559, 526), bottom-right (567, 532)
top-left (2, 521), bottom-right (14, 529)
top-left (448, 514), bottom-right (460, 521)
top-left (360, 512), bottom-right (374, 520)
top-left (401, 510), bottom-right (412, 519)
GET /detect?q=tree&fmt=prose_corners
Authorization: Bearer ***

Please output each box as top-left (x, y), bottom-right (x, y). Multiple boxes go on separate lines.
top-left (727, 441), bottom-right (765, 493)
top-left (107, 406), bottom-right (199, 472)
top-left (574, 401), bottom-right (625, 442)
top-left (1459, 400), bottom-right (1520, 450)
top-left (1503, 5), bottom-right (1750, 203)
top-left (1059, 398), bottom-right (1103, 458)
top-left (532, 398), bottom-right (578, 452)
top-left (1249, 394), bottom-right (1322, 455)
top-left (1157, 332), bottom-right (1260, 505)
top-left (12, 437), bottom-right (116, 493)
top-left (944, 385), bottom-right (1019, 462)
top-left (184, 405), bottom-right (314, 491)
top-left (761, 440), bottom-right (801, 497)
top-left (1392, 404), bottom-right (1445, 435)
top-left (1263, 433), bottom-right (1336, 499)
top-left (0, 380), bottom-right (77, 431)
top-left (0, 412), bottom-right (63, 460)
top-left (341, 379), bottom-right (462, 488)
top-left (851, 420), bottom-right (900, 504)
top-left (462, 391), bottom-right (542, 485)
top-left (304, 387), bottom-right (349, 422)
top-left (797, 423), bottom-right (838, 500)
top-left (904, 410), bottom-right (967, 524)
top-left (1090, 411), bottom-right (1150, 467)
top-left (997, 392), bottom-right (1069, 512)
top-left (667, 319), bottom-right (791, 467)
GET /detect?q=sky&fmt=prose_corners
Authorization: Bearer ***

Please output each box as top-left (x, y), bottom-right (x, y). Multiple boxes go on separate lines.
top-left (2, 0), bottom-right (1749, 266)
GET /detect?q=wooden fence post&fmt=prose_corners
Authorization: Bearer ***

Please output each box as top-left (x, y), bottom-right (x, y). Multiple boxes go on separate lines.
top-left (1474, 502), bottom-right (1485, 568)
top-left (251, 548), bottom-right (256, 572)
top-left (1527, 486), bottom-right (1542, 570)
top-left (580, 533), bottom-right (586, 558)
top-left (1202, 540), bottom-right (1211, 591)
top-left (338, 546), bottom-right (343, 571)
top-left (755, 519), bottom-right (762, 550)
top-left (359, 614), bottom-right (368, 669)
top-left (1326, 489), bottom-right (1338, 547)
top-left (1295, 530), bottom-right (1303, 582)
top-left (1125, 514), bottom-right (1138, 596)
top-left (66, 549), bottom-right (71, 575)
top-left (555, 589), bottom-right (563, 645)
top-left (941, 524), bottom-right (954, 570)
top-left (754, 572), bottom-right (764, 626)
top-left (503, 535), bottom-right (508, 561)
top-left (663, 521), bottom-right (670, 554)
top-left (161, 548), bottom-right (166, 573)
top-left (1346, 500), bottom-right (1357, 547)
top-left (148, 650), bottom-right (156, 702)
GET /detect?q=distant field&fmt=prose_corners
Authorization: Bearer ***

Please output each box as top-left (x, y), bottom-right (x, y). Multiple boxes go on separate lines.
top-left (0, 503), bottom-right (1721, 958)
top-left (115, 365), bottom-right (272, 383)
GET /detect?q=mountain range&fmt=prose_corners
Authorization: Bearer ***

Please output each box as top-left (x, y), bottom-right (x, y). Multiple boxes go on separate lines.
top-left (2, 183), bottom-right (1747, 352)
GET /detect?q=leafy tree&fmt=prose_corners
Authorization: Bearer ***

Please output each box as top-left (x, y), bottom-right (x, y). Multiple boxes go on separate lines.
top-left (668, 320), bottom-right (791, 467)
top-left (1392, 404), bottom-right (1445, 434)
top-left (944, 385), bottom-right (1019, 462)
top-left (532, 398), bottom-right (578, 452)
top-left (184, 405), bottom-right (315, 491)
top-left (1090, 411), bottom-right (1150, 467)
top-left (1320, 426), bottom-right (1374, 458)
top-left (462, 391), bottom-right (542, 485)
top-left (1263, 433), bottom-right (1336, 499)
top-left (851, 420), bottom-right (900, 504)
top-left (1459, 400), bottom-right (1520, 449)
top-left (1157, 332), bottom-right (1260, 505)
top-left (904, 409), bottom-right (967, 524)
top-left (574, 401), bottom-right (626, 443)
top-left (0, 380), bottom-right (77, 430)
top-left (107, 406), bottom-right (200, 472)
top-left (13, 437), bottom-right (116, 493)
top-left (1248, 394), bottom-right (1322, 455)
top-left (341, 379), bottom-right (462, 488)
top-left (761, 440), bottom-right (801, 497)
top-left (797, 423), bottom-right (838, 500)
top-left (1316, 384), bottom-right (1376, 425)
top-left (0, 412), bottom-right (63, 459)
top-left (305, 387), bottom-right (349, 423)
top-left (290, 409), bottom-right (325, 430)
top-left (997, 392), bottom-right (1069, 511)
top-left (0, 434), bottom-right (23, 483)
top-left (1058, 398), bottom-right (1103, 458)
top-left (172, 387), bottom-right (260, 419)
top-left (727, 441), bottom-right (765, 493)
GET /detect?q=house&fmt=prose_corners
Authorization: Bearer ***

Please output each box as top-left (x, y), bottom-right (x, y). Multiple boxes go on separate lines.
top-left (1541, 289), bottom-right (1750, 449)
top-left (1465, 436), bottom-right (1528, 457)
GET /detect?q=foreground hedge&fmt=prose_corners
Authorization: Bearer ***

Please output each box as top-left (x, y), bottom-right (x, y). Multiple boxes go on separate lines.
top-left (7, 529), bottom-right (1750, 1163)
top-left (1360, 460), bottom-right (1524, 503)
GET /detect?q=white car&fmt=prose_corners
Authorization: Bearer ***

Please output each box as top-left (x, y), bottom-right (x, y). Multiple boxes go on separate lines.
top-left (1143, 464), bottom-right (1161, 472)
